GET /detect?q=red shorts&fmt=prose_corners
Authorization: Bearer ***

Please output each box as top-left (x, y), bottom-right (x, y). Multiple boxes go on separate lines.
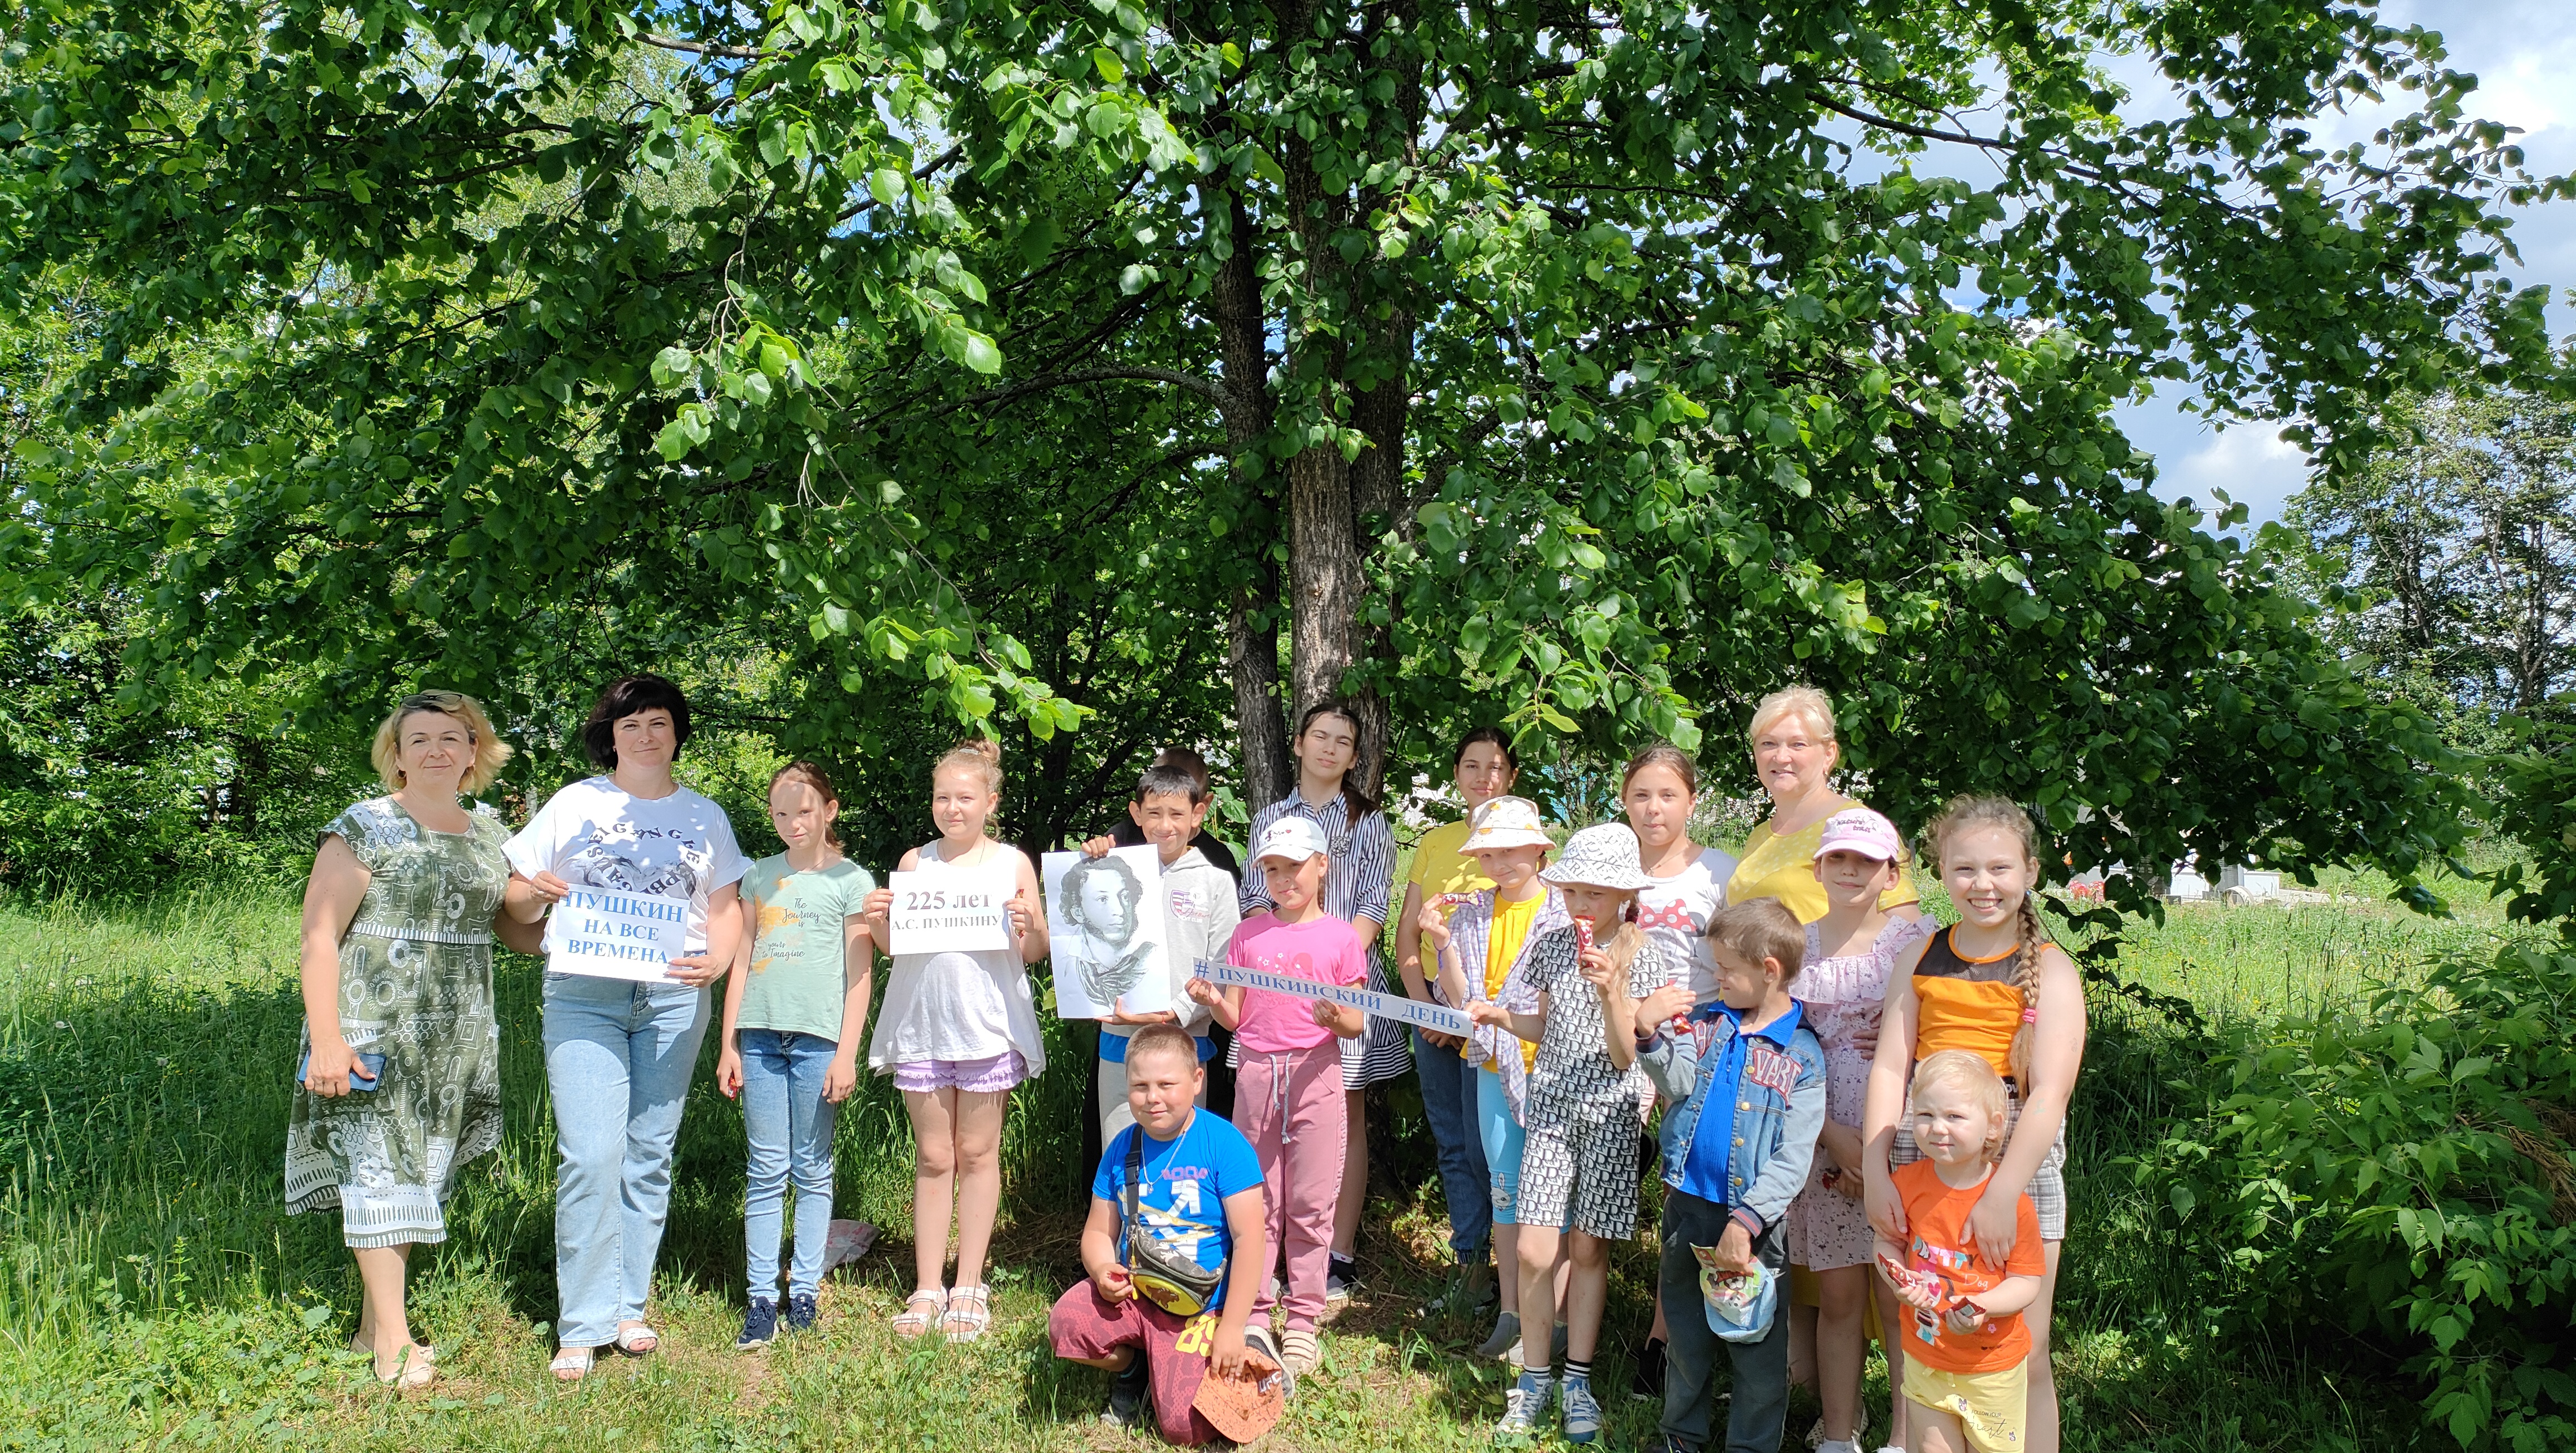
top-left (1048, 1282), bottom-right (1221, 1445)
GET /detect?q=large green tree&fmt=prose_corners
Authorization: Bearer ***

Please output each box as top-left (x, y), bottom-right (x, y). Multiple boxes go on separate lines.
top-left (3, 0), bottom-right (2565, 899)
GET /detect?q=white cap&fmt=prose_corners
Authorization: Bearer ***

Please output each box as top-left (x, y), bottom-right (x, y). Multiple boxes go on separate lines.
top-left (1253, 816), bottom-right (1331, 864)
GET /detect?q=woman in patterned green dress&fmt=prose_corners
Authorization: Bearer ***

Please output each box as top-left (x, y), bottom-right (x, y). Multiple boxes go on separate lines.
top-left (287, 691), bottom-right (518, 1391)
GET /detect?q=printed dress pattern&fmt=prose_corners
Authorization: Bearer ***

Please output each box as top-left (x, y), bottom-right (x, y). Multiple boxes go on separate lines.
top-left (284, 798), bottom-right (509, 1248)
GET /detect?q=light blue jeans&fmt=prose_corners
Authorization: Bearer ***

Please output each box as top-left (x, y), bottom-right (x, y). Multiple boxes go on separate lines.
top-left (739, 1027), bottom-right (840, 1301)
top-left (1414, 1028), bottom-right (1492, 1259)
top-left (543, 974), bottom-right (710, 1348)
top-left (1476, 1066), bottom-right (1526, 1227)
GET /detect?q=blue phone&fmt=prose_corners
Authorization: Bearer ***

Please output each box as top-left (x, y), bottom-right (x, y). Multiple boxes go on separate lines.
top-left (299, 1049), bottom-right (386, 1091)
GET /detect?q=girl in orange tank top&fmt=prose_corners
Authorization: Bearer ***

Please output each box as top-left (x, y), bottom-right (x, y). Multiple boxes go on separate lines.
top-left (1858, 798), bottom-right (2089, 1453)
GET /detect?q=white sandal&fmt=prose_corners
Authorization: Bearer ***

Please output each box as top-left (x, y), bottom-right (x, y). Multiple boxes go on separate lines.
top-left (893, 1288), bottom-right (947, 1339)
top-left (614, 1322), bottom-right (660, 1356)
top-left (941, 1284), bottom-right (991, 1343)
top-left (550, 1345), bottom-right (595, 1382)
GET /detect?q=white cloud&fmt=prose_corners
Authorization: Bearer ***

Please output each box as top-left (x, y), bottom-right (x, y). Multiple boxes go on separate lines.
top-left (2165, 424), bottom-right (2309, 524)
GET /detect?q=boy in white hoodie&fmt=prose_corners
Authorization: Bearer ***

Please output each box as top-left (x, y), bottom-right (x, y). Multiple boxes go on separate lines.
top-left (1091, 763), bottom-right (1243, 1139)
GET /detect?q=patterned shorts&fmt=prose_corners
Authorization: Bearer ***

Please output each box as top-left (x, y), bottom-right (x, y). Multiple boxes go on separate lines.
top-left (1515, 1098), bottom-right (1642, 1240)
top-left (1890, 1081), bottom-right (2067, 1241)
top-left (894, 1051), bottom-right (1027, 1095)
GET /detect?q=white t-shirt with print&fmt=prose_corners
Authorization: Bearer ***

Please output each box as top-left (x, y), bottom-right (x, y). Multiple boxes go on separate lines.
top-left (1635, 845), bottom-right (1741, 1002)
top-left (504, 777), bottom-right (748, 954)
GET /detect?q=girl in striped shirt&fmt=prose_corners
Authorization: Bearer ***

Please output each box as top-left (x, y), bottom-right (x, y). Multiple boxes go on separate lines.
top-left (1238, 700), bottom-right (1399, 1300)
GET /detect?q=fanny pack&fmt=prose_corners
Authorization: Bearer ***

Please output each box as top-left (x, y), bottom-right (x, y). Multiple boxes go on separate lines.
top-left (1123, 1133), bottom-right (1224, 1317)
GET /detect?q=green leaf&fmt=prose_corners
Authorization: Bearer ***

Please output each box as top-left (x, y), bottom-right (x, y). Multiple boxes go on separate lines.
top-left (869, 168), bottom-right (906, 207)
top-left (1090, 46), bottom-right (1125, 84)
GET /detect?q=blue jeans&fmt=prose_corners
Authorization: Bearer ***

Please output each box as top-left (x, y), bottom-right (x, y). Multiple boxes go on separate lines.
top-left (1413, 1028), bottom-right (1491, 1259)
top-left (1476, 1067), bottom-right (1525, 1227)
top-left (739, 1028), bottom-right (840, 1300)
top-left (543, 974), bottom-right (710, 1348)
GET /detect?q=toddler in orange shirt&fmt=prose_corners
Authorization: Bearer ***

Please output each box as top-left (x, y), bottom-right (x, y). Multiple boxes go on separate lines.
top-left (1875, 1051), bottom-right (2047, 1453)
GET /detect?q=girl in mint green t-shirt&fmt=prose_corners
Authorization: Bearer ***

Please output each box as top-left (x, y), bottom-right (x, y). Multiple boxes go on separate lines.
top-left (715, 762), bottom-right (876, 1345)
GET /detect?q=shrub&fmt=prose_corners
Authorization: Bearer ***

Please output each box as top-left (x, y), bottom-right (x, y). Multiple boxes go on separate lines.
top-left (2135, 945), bottom-right (2576, 1451)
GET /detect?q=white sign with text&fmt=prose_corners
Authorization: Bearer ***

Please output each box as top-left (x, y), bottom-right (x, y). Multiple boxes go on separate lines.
top-left (543, 887), bottom-right (691, 982)
top-left (886, 864), bottom-right (1016, 957)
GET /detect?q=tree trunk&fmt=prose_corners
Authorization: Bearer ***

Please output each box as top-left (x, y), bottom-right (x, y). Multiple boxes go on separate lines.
top-left (1206, 182), bottom-right (1291, 810)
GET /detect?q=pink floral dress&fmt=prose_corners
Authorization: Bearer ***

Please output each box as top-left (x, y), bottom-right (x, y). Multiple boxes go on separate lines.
top-left (1785, 914), bottom-right (1930, 1270)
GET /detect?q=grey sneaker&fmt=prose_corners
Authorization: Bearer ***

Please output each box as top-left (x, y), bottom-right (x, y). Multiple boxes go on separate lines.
top-left (1101, 1350), bottom-right (1149, 1426)
top-left (1246, 1324), bottom-right (1295, 1402)
top-left (1326, 1254), bottom-right (1357, 1303)
top-left (1561, 1377), bottom-right (1603, 1444)
top-left (1476, 1310), bottom-right (1523, 1361)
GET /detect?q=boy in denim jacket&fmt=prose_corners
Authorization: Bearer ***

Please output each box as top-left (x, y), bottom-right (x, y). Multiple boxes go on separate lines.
top-left (1627, 898), bottom-right (1827, 1453)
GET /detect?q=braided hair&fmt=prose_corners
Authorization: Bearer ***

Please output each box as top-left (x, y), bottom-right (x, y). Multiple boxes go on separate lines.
top-left (1921, 794), bottom-right (2049, 1084)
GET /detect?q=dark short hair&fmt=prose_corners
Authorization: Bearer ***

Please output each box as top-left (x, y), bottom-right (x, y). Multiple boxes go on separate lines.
top-left (1136, 763), bottom-right (1208, 806)
top-left (1124, 1022), bottom-right (1201, 1072)
top-left (580, 675), bottom-right (693, 770)
top-left (1150, 746), bottom-right (1213, 794)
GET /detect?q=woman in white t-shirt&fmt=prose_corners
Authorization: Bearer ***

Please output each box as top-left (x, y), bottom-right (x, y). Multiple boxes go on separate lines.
top-left (1618, 740), bottom-right (1738, 1401)
top-left (501, 675), bottom-right (748, 1383)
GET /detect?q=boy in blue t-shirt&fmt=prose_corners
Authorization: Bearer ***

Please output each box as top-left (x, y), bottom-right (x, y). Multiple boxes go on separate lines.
top-left (1049, 1023), bottom-right (1271, 1444)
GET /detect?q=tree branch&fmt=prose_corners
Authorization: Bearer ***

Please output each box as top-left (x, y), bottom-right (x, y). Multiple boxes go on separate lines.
top-left (644, 33), bottom-right (771, 61)
top-left (933, 368), bottom-right (1242, 418)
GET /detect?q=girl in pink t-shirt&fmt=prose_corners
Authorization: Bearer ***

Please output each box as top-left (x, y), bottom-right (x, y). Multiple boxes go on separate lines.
top-left (1185, 815), bottom-right (1365, 1377)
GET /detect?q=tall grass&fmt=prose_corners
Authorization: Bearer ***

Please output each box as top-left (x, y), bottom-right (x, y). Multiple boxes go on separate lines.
top-left (0, 885), bottom-right (2473, 1450)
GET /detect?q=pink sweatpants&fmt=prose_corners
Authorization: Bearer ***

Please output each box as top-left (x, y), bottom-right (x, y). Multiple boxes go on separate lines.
top-left (1231, 1043), bottom-right (1347, 1332)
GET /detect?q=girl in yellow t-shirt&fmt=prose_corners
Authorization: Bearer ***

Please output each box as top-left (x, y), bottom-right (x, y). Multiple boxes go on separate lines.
top-left (1419, 794), bottom-right (1568, 1366)
top-left (1397, 728), bottom-right (1524, 1311)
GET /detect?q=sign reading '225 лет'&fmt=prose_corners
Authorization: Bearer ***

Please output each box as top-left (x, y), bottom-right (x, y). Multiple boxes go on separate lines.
top-left (885, 864), bottom-right (1016, 956)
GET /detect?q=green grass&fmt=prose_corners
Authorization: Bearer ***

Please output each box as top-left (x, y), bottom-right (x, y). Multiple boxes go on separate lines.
top-left (0, 883), bottom-right (2479, 1450)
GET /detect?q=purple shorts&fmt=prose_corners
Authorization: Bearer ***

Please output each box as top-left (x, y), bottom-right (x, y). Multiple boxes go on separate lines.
top-left (894, 1051), bottom-right (1027, 1095)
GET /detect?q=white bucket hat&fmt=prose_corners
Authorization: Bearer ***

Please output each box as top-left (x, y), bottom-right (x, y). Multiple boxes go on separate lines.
top-left (1540, 822), bottom-right (1651, 891)
top-left (1461, 794), bottom-right (1550, 851)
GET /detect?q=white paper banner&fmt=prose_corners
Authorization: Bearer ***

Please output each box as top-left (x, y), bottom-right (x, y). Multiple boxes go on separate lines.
top-left (543, 887), bottom-right (690, 982)
top-left (886, 864), bottom-right (1016, 956)
top-left (1198, 960), bottom-right (1471, 1037)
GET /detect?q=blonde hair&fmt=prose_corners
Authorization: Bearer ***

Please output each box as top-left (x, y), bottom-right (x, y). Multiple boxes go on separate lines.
top-left (371, 691), bottom-right (512, 796)
top-left (1707, 898), bottom-right (1806, 985)
top-left (1748, 685), bottom-right (1838, 748)
top-left (1910, 1049), bottom-right (2010, 1162)
top-left (934, 737), bottom-right (1004, 794)
top-left (1922, 794), bottom-right (2048, 1083)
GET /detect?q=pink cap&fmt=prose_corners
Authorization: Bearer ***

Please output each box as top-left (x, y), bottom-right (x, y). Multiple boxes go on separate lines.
top-left (1813, 807), bottom-right (1903, 864)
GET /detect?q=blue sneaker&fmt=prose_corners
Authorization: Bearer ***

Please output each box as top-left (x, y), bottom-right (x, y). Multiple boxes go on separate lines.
top-left (1560, 1376), bottom-right (1603, 1444)
top-left (736, 1298), bottom-right (779, 1350)
top-left (1495, 1370), bottom-right (1554, 1440)
top-left (785, 1293), bottom-right (818, 1334)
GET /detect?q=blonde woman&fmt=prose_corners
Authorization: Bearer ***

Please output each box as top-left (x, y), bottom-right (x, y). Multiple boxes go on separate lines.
top-left (287, 691), bottom-right (518, 1391)
top-left (1726, 686), bottom-right (1919, 924)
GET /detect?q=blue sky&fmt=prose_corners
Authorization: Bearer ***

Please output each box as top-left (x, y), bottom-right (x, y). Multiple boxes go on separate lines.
top-left (2105, 1), bottom-right (2576, 524)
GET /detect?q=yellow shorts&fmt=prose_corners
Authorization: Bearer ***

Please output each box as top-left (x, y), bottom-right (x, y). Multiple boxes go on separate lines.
top-left (1787, 1262), bottom-right (1885, 1338)
top-left (1903, 1358), bottom-right (2028, 1452)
